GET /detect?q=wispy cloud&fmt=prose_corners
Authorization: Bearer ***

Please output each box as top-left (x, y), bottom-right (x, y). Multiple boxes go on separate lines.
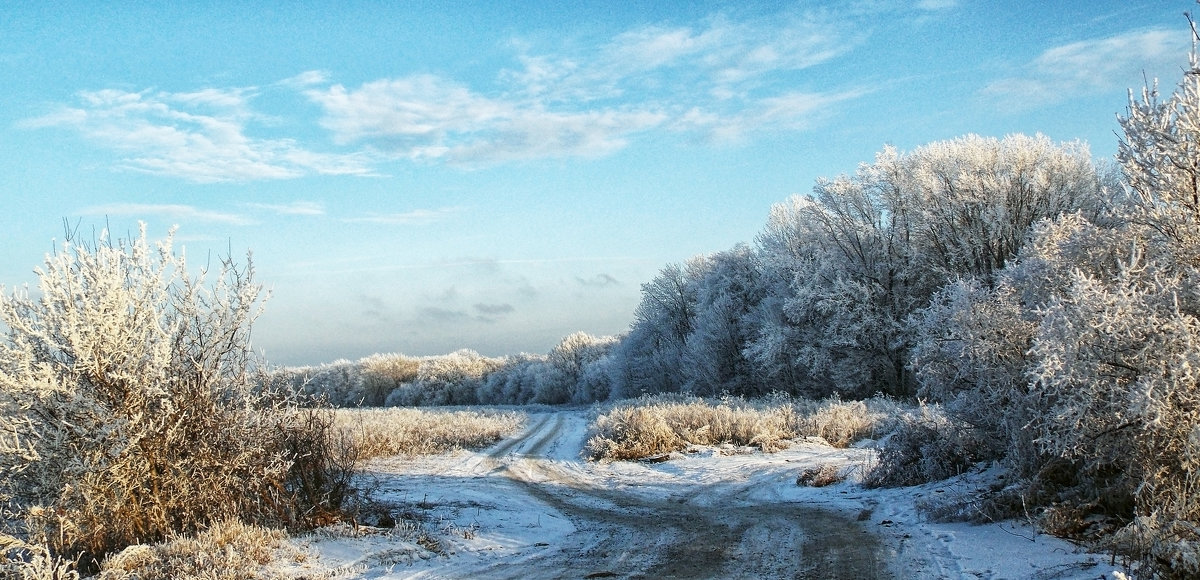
top-left (24, 88), bottom-right (376, 182)
top-left (577, 273), bottom-right (620, 288)
top-left (342, 206), bottom-right (465, 225)
top-left (415, 306), bottom-right (497, 325)
top-left (30, 5), bottom-right (882, 175)
top-left (676, 88), bottom-right (868, 142)
top-left (278, 70), bottom-right (330, 88)
top-left (77, 203), bottom-right (254, 225)
top-left (303, 7), bottom-right (869, 164)
top-left (474, 302), bottom-right (515, 316)
top-left (982, 28), bottom-right (1189, 110)
top-left (308, 76), bottom-right (667, 164)
top-left (244, 201), bottom-right (326, 216)
top-left (511, 11), bottom-right (859, 103)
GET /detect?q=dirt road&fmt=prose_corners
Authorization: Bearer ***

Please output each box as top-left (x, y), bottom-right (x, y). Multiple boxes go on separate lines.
top-left (292, 408), bottom-right (1111, 579)
top-left (402, 410), bottom-right (892, 579)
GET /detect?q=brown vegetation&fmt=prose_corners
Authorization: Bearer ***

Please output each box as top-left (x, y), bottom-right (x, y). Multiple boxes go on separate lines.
top-left (585, 394), bottom-right (897, 461)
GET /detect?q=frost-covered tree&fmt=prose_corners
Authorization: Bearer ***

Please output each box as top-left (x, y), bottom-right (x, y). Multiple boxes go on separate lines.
top-left (541, 332), bottom-right (617, 403)
top-left (612, 260), bottom-right (706, 395)
top-left (294, 359), bottom-right (363, 406)
top-left (473, 353), bottom-right (536, 404)
top-left (911, 213), bottom-right (1139, 473)
top-left (906, 134), bottom-right (1102, 285)
top-left (682, 245), bottom-right (766, 396)
top-left (786, 134), bottom-right (1101, 397)
top-left (1118, 41), bottom-right (1200, 267)
top-left (573, 353), bottom-right (618, 404)
top-left (744, 196), bottom-right (830, 396)
top-left (359, 353), bottom-right (420, 406)
top-left (784, 148), bottom-right (934, 397)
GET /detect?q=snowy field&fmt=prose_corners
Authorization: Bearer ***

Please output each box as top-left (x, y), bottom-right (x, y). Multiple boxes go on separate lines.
top-left (273, 409), bottom-right (1123, 579)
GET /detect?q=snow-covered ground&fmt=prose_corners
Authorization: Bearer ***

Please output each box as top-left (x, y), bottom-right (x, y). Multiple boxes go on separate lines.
top-left (273, 409), bottom-right (1125, 579)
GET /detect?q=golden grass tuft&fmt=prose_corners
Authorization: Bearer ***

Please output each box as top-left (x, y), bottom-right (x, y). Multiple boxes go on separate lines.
top-left (334, 407), bottom-right (525, 460)
top-left (586, 394), bottom-right (899, 461)
top-left (98, 518), bottom-right (295, 580)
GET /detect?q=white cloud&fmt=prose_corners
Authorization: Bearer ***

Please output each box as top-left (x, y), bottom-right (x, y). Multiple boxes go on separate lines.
top-left (304, 9), bottom-right (866, 164)
top-left (308, 76), bottom-right (668, 164)
top-left (516, 11), bottom-right (858, 103)
top-left (26, 88), bottom-right (376, 182)
top-left (279, 70), bottom-right (330, 88)
top-left (244, 201), bottom-right (326, 216)
top-left (444, 108), bottom-right (667, 164)
top-left (169, 87), bottom-right (255, 111)
top-left (675, 89), bottom-right (867, 142)
top-left (78, 203), bottom-right (254, 225)
top-left (342, 207), bottom-right (465, 225)
top-left (982, 28), bottom-right (1189, 110)
top-left (32, 6), bottom-right (876, 174)
top-left (311, 76), bottom-right (509, 146)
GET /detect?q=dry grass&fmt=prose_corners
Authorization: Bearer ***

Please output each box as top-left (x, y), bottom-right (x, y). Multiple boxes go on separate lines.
top-left (334, 407), bottom-right (525, 460)
top-left (586, 394), bottom-right (902, 461)
top-left (98, 518), bottom-right (296, 580)
top-left (0, 534), bottom-right (79, 580)
top-left (797, 464), bottom-right (846, 487)
top-left (585, 395), bottom-right (796, 460)
top-left (795, 397), bottom-right (899, 448)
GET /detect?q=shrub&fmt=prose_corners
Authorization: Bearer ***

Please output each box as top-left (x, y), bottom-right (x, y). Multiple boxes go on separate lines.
top-left (796, 463), bottom-right (845, 487)
top-left (864, 403), bottom-right (989, 488)
top-left (0, 226), bottom-right (350, 569)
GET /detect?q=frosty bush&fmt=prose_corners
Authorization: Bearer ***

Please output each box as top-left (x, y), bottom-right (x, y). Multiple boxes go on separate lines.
top-left (910, 213), bottom-right (1141, 476)
top-left (864, 403), bottom-right (988, 488)
top-left (0, 227), bottom-right (350, 568)
top-left (900, 24), bottom-right (1200, 575)
top-left (384, 349), bottom-right (501, 406)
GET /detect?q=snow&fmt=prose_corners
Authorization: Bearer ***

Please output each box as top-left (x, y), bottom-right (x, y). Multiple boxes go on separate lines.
top-left (273, 409), bottom-right (1125, 579)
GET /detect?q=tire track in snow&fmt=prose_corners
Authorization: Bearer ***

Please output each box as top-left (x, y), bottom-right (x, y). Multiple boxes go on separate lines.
top-left (487, 412), bottom-right (554, 460)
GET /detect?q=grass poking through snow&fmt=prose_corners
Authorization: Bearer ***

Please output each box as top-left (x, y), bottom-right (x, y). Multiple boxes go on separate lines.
top-left (99, 518), bottom-right (296, 580)
top-left (335, 407), bottom-right (526, 460)
top-left (585, 394), bottom-right (901, 461)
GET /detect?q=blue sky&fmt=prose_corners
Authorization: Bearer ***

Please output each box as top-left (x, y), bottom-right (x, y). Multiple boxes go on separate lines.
top-left (0, 1), bottom-right (1190, 365)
